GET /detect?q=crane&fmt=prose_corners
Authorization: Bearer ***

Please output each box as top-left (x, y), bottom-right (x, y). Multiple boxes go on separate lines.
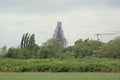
top-left (95, 33), bottom-right (102, 41)
top-left (95, 33), bottom-right (114, 41)
top-left (113, 31), bottom-right (120, 35)
top-left (95, 31), bottom-right (120, 41)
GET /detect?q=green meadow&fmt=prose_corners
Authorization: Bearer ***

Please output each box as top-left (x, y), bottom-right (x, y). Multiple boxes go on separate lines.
top-left (0, 72), bottom-right (120, 80)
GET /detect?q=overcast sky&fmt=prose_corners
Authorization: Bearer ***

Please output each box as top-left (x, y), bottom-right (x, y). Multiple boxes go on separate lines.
top-left (0, 0), bottom-right (120, 47)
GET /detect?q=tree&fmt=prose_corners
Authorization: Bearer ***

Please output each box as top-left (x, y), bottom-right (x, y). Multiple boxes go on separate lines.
top-left (97, 37), bottom-right (120, 58)
top-left (5, 33), bottom-right (39, 59)
top-left (21, 33), bottom-right (35, 49)
top-left (29, 34), bottom-right (35, 47)
top-left (0, 45), bottom-right (7, 55)
top-left (61, 51), bottom-right (75, 59)
top-left (38, 38), bottom-right (61, 58)
top-left (5, 47), bottom-right (21, 59)
top-left (73, 38), bottom-right (104, 58)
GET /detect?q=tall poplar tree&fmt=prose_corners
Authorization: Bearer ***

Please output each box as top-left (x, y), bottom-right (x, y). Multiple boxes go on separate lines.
top-left (21, 33), bottom-right (35, 49)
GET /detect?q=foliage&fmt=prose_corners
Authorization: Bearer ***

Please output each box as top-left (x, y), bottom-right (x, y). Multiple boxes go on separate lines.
top-left (21, 33), bottom-right (35, 49)
top-left (5, 33), bottom-right (40, 59)
top-left (65, 38), bottom-right (104, 58)
top-left (5, 44), bottom-right (39, 59)
top-left (0, 58), bottom-right (120, 72)
top-left (4, 34), bottom-right (120, 59)
top-left (97, 37), bottom-right (120, 58)
top-left (60, 51), bottom-right (75, 59)
top-left (38, 38), bottom-right (61, 59)
top-left (0, 45), bottom-right (7, 56)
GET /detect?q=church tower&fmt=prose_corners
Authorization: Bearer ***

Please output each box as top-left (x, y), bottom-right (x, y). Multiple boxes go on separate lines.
top-left (53, 22), bottom-right (67, 48)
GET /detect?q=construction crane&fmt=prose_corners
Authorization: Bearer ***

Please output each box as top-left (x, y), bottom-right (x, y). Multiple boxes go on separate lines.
top-left (113, 31), bottom-right (120, 35)
top-left (95, 33), bottom-right (102, 41)
top-left (95, 33), bottom-right (114, 41)
top-left (95, 31), bottom-right (120, 41)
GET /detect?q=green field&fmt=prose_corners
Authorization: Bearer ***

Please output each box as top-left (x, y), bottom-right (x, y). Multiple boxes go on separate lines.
top-left (0, 72), bottom-right (120, 80)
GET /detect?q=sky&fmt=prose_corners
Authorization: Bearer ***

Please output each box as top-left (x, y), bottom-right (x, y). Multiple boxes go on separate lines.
top-left (0, 0), bottom-right (120, 48)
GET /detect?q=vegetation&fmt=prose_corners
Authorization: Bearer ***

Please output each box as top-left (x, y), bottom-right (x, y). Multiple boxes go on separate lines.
top-left (0, 45), bottom-right (7, 56)
top-left (38, 38), bottom-right (61, 59)
top-left (4, 33), bottom-right (62, 59)
top-left (2, 34), bottom-right (120, 59)
top-left (0, 33), bottom-right (120, 73)
top-left (71, 38), bottom-right (104, 58)
top-left (0, 58), bottom-right (120, 72)
top-left (96, 38), bottom-right (120, 58)
top-left (63, 37), bottom-right (120, 59)
top-left (21, 33), bottom-right (35, 49)
top-left (5, 33), bottom-right (39, 59)
top-left (0, 72), bottom-right (120, 80)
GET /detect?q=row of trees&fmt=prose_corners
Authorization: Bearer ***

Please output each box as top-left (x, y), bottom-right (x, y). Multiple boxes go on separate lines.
top-left (4, 33), bottom-right (62, 59)
top-left (21, 33), bottom-right (35, 49)
top-left (62, 39), bottom-right (103, 59)
top-left (1, 33), bottom-right (120, 59)
top-left (63, 38), bottom-right (120, 58)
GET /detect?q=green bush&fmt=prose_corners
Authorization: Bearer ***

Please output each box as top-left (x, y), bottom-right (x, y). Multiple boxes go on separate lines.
top-left (0, 58), bottom-right (120, 72)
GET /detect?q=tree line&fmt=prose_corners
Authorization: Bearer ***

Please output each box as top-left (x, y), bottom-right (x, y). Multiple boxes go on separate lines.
top-left (0, 33), bottom-right (120, 59)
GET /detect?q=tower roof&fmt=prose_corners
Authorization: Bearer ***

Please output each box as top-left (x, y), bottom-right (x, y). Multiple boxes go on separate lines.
top-left (57, 22), bottom-right (62, 28)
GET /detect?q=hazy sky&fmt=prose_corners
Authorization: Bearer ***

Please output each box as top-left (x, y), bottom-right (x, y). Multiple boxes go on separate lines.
top-left (0, 0), bottom-right (120, 47)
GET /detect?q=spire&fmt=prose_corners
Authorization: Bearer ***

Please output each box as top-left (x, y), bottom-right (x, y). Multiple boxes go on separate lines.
top-left (53, 22), bottom-right (67, 48)
top-left (57, 22), bottom-right (62, 28)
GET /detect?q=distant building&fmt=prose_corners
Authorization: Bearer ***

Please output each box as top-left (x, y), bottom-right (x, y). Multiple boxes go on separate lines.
top-left (53, 22), bottom-right (67, 48)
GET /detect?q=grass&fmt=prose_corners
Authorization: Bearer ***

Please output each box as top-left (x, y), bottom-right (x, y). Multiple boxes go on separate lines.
top-left (0, 72), bottom-right (120, 80)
